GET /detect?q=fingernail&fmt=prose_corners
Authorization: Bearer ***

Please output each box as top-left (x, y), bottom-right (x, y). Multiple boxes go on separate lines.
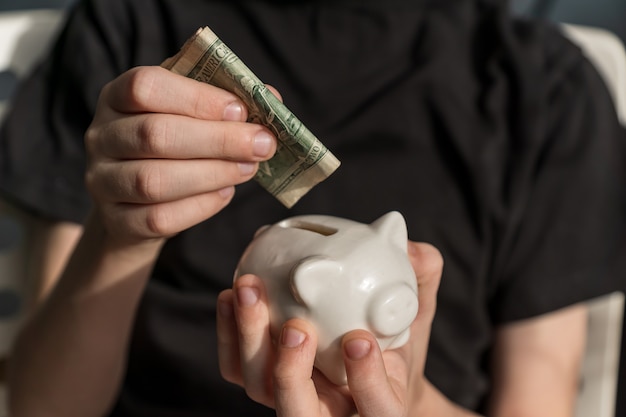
top-left (253, 131), bottom-right (274, 157)
top-left (238, 162), bottom-right (257, 176)
top-left (281, 326), bottom-right (306, 348)
top-left (223, 102), bottom-right (244, 121)
top-left (236, 286), bottom-right (259, 307)
top-left (218, 186), bottom-right (235, 198)
top-left (344, 339), bottom-right (371, 360)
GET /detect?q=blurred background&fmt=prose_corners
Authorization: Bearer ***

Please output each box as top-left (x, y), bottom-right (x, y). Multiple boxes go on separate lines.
top-left (4, 0), bottom-right (622, 39)
top-left (0, 0), bottom-right (75, 10)
top-left (513, 0), bottom-right (626, 42)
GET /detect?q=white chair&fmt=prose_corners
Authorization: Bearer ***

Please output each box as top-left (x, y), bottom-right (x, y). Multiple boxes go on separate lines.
top-left (0, 8), bottom-right (66, 120)
top-left (562, 24), bottom-right (626, 124)
top-left (575, 292), bottom-right (625, 417)
top-left (560, 24), bottom-right (626, 417)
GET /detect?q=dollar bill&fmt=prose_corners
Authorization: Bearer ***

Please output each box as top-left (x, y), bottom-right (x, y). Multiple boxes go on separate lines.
top-left (161, 27), bottom-right (340, 208)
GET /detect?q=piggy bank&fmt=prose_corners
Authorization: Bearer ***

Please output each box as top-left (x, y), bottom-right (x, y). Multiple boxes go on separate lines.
top-left (234, 211), bottom-right (418, 385)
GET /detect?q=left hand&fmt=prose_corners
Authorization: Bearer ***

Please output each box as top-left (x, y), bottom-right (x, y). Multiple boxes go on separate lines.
top-left (216, 241), bottom-right (443, 417)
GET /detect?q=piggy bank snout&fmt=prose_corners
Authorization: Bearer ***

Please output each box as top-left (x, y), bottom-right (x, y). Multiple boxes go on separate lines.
top-left (368, 283), bottom-right (418, 337)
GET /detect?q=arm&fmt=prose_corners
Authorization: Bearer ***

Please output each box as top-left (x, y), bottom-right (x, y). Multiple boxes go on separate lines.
top-left (8, 212), bottom-right (163, 417)
top-left (0, 199), bottom-right (83, 311)
top-left (487, 303), bottom-right (588, 417)
top-left (405, 305), bottom-right (587, 417)
top-left (27, 220), bottom-right (83, 306)
top-left (7, 66), bottom-right (277, 417)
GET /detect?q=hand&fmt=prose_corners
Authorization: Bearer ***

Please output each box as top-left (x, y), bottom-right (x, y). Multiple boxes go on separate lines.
top-left (84, 66), bottom-right (277, 244)
top-left (216, 241), bottom-right (447, 417)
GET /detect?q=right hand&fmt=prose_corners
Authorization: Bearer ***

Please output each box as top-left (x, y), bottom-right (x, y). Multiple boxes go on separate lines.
top-left (84, 66), bottom-right (277, 245)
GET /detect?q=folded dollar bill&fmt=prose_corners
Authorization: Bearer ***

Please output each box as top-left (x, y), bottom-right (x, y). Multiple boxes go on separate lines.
top-left (162, 27), bottom-right (340, 208)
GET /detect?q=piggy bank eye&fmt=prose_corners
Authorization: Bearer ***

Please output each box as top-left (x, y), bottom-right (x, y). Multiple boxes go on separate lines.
top-left (367, 284), bottom-right (418, 337)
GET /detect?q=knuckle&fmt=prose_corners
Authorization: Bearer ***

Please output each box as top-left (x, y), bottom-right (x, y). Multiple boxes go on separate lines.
top-left (219, 124), bottom-right (257, 159)
top-left (271, 368), bottom-right (299, 391)
top-left (124, 67), bottom-right (160, 108)
top-left (83, 125), bottom-right (101, 158)
top-left (219, 128), bottom-right (231, 156)
top-left (137, 116), bottom-right (171, 156)
top-left (134, 164), bottom-right (164, 202)
top-left (144, 205), bottom-right (172, 237)
top-left (96, 80), bottom-right (114, 108)
top-left (190, 83), bottom-right (235, 121)
top-left (84, 169), bottom-right (99, 196)
top-left (191, 87), bottom-right (213, 120)
top-left (214, 124), bottom-right (243, 159)
top-left (84, 164), bottom-right (108, 202)
top-left (99, 79), bottom-right (113, 98)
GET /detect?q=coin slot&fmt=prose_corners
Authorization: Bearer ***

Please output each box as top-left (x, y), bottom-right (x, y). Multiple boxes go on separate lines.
top-left (279, 220), bottom-right (338, 236)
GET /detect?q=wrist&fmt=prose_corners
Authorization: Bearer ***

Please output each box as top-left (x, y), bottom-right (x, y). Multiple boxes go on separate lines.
top-left (85, 208), bottom-right (166, 254)
top-left (51, 209), bottom-right (165, 300)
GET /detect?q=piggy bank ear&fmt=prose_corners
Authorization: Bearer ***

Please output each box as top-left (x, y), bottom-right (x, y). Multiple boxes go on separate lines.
top-left (370, 211), bottom-right (408, 251)
top-left (290, 256), bottom-right (343, 307)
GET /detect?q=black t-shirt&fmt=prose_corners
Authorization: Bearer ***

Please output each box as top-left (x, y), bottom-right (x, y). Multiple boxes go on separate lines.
top-left (1, 0), bottom-right (625, 415)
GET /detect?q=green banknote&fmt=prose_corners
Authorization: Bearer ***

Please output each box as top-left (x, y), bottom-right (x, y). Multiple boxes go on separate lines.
top-left (162, 27), bottom-right (340, 208)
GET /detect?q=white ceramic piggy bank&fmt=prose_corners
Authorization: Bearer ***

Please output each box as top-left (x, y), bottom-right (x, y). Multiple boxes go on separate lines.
top-left (234, 211), bottom-right (418, 385)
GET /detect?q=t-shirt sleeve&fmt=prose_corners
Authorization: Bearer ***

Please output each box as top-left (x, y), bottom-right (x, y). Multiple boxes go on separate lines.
top-left (489, 26), bottom-right (626, 323)
top-left (0, 1), bottom-right (131, 223)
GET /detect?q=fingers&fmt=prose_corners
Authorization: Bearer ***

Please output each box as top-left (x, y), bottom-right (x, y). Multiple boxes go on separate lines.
top-left (407, 241), bottom-right (443, 324)
top-left (216, 242), bottom-right (444, 417)
top-left (344, 241), bottom-right (443, 417)
top-left (273, 319), bottom-right (322, 417)
top-left (217, 290), bottom-right (241, 385)
top-left (97, 188), bottom-right (234, 239)
top-left (86, 114), bottom-right (275, 160)
top-left (217, 276), bottom-right (332, 415)
top-left (99, 66), bottom-right (247, 120)
top-left (404, 241), bottom-right (444, 383)
top-left (85, 66), bottom-right (279, 241)
top-left (230, 275), bottom-right (275, 407)
top-left (343, 330), bottom-right (406, 417)
top-left (87, 158), bottom-right (257, 204)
